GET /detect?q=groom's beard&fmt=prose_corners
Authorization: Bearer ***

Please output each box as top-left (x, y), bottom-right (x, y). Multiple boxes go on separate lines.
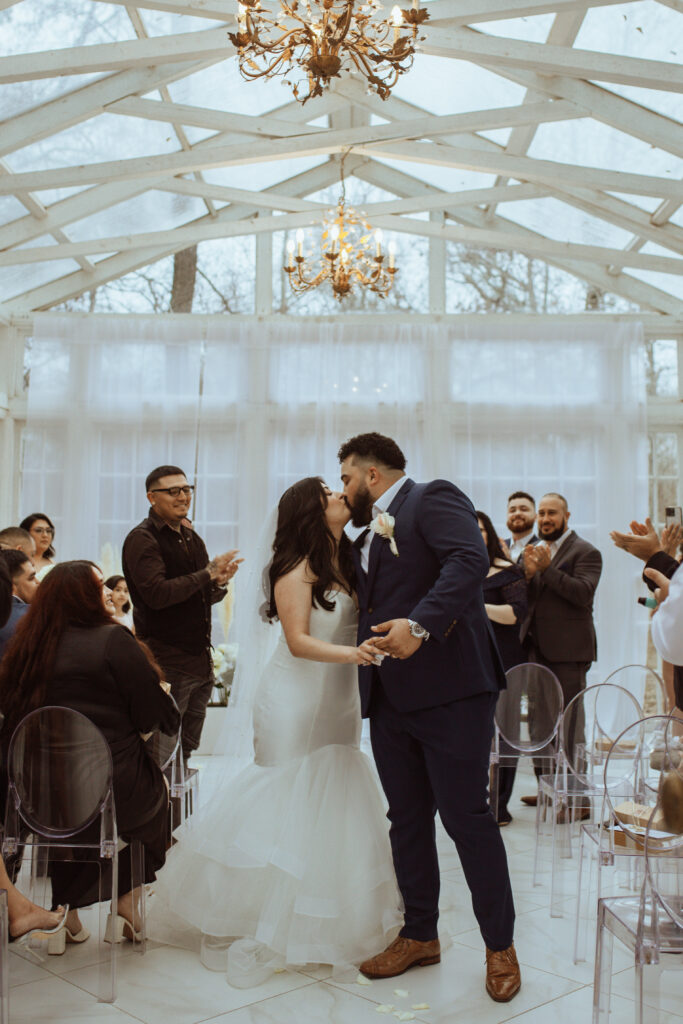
top-left (348, 485), bottom-right (374, 528)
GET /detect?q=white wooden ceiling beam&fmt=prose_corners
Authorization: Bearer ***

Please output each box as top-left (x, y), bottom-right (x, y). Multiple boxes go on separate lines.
top-left (4, 21), bottom-right (680, 94)
top-left (4, 209), bottom-right (681, 274)
top-left (3, 114), bottom-right (678, 200)
top-left (0, 26), bottom-right (235, 83)
top-left (419, 25), bottom-right (683, 93)
top-left (0, 157), bottom-right (356, 313)
top-left (0, 94), bottom-right (337, 251)
top-left (106, 97), bottom-right (328, 137)
top-left (426, 0), bottom-right (635, 24)
top-left (0, 59), bottom-right (220, 160)
top-left (356, 141), bottom-right (683, 200)
top-left (91, 0), bottom-right (233, 17)
top-left (484, 9), bottom-right (585, 220)
top-left (355, 158), bottom-right (683, 315)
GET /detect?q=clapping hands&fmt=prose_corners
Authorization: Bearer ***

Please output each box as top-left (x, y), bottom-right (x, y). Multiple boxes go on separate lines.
top-left (208, 549), bottom-right (244, 586)
top-left (609, 517), bottom-right (680, 562)
top-left (522, 542), bottom-right (551, 579)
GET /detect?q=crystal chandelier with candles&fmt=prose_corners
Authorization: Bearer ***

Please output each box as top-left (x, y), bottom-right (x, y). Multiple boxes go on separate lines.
top-left (228, 0), bottom-right (429, 103)
top-left (283, 163), bottom-right (397, 302)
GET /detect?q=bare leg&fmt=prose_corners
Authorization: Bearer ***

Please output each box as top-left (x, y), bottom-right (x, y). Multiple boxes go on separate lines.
top-left (0, 854), bottom-right (65, 939)
top-left (116, 887), bottom-right (142, 932)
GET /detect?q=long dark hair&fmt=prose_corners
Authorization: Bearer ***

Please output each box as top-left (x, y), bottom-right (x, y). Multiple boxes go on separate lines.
top-left (267, 477), bottom-right (355, 620)
top-left (105, 574), bottom-right (131, 614)
top-left (0, 560), bottom-right (120, 739)
top-left (19, 512), bottom-right (56, 558)
top-left (476, 510), bottom-right (513, 569)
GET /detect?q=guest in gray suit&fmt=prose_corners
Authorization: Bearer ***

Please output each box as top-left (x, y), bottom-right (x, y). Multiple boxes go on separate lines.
top-left (519, 493), bottom-right (603, 806)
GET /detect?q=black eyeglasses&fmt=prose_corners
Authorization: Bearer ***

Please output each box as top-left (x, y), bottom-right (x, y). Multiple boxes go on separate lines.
top-left (150, 486), bottom-right (195, 497)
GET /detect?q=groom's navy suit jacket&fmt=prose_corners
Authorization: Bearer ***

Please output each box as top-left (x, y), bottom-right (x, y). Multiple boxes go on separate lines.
top-left (352, 478), bottom-right (506, 717)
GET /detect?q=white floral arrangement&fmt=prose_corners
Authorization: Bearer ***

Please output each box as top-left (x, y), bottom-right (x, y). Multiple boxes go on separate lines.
top-left (370, 512), bottom-right (399, 556)
top-left (210, 642), bottom-right (238, 706)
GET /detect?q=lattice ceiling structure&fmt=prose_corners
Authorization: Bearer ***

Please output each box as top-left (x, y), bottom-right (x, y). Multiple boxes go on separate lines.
top-left (0, 0), bottom-right (681, 318)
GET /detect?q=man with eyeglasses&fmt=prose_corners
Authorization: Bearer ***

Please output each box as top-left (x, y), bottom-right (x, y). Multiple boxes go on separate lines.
top-left (122, 465), bottom-right (241, 766)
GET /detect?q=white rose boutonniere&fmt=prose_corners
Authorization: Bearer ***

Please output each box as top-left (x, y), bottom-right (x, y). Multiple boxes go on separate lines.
top-left (370, 512), bottom-right (399, 556)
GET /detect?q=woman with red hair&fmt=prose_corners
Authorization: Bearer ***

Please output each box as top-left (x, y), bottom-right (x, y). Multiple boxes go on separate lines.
top-left (0, 560), bottom-right (179, 950)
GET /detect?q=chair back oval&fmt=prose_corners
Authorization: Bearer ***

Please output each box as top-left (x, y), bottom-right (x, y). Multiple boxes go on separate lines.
top-left (495, 662), bottom-right (564, 753)
top-left (560, 683), bottom-right (642, 784)
top-left (644, 713), bottom-right (683, 929)
top-left (7, 705), bottom-right (114, 838)
top-left (602, 664), bottom-right (667, 718)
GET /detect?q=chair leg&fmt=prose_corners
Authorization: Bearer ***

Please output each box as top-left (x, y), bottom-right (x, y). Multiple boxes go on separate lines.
top-left (593, 901), bottom-right (614, 1024)
top-left (129, 841), bottom-right (146, 955)
top-left (98, 852), bottom-right (118, 1004)
top-left (0, 890), bottom-right (8, 1024)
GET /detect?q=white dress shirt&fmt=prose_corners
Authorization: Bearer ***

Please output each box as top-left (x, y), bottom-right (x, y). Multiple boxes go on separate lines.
top-left (546, 527), bottom-right (572, 561)
top-left (360, 475), bottom-right (407, 574)
top-left (509, 531), bottom-right (535, 564)
top-left (651, 562), bottom-right (683, 665)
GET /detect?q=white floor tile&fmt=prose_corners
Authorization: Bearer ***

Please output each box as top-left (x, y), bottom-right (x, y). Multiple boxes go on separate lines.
top-left (58, 944), bottom-right (316, 1024)
top-left (8, 973), bottom-right (140, 1024)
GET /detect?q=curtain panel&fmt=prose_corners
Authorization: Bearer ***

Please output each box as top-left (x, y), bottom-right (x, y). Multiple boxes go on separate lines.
top-left (23, 314), bottom-right (647, 683)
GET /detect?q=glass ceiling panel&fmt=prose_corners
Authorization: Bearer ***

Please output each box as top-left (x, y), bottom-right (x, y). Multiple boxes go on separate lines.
top-left (391, 55), bottom-right (527, 114)
top-left (166, 60), bottom-right (298, 119)
top-left (625, 268), bottom-right (683, 300)
top-left (476, 14), bottom-right (556, 42)
top-left (203, 157), bottom-right (329, 192)
top-left (0, 74), bottom-right (106, 121)
top-left (495, 198), bottom-right (634, 249)
top-left (138, 9), bottom-right (226, 35)
top-left (370, 156), bottom-right (496, 193)
top-left (7, 113), bottom-right (184, 173)
top-left (62, 190), bottom-right (209, 243)
top-left (0, 259), bottom-right (81, 303)
top-left (0, 0), bottom-right (134, 54)
top-left (0, 196), bottom-right (30, 228)
top-left (574, 1), bottom-right (680, 61)
top-left (602, 83), bottom-right (682, 122)
top-left (528, 119), bottom-right (683, 179)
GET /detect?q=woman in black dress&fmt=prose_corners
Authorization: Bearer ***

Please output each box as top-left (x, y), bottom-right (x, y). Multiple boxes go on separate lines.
top-left (476, 511), bottom-right (528, 826)
top-left (0, 560), bottom-right (179, 948)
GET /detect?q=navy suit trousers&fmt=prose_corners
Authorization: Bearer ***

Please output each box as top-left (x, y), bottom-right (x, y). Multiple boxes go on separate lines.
top-left (369, 680), bottom-right (515, 950)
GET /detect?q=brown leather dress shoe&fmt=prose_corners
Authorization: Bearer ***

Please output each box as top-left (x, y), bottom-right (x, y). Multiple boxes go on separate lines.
top-left (485, 943), bottom-right (521, 1002)
top-left (521, 795), bottom-right (537, 807)
top-left (359, 936), bottom-right (441, 979)
top-left (555, 805), bottom-right (590, 824)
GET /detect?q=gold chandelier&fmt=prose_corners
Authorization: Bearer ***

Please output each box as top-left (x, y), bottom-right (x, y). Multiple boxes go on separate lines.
top-left (228, 0), bottom-right (429, 103)
top-left (283, 163), bottom-right (397, 302)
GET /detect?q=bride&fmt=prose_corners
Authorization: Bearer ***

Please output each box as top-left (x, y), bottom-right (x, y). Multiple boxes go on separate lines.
top-left (148, 477), bottom-right (402, 976)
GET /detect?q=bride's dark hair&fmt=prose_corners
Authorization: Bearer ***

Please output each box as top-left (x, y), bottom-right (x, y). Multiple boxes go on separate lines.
top-left (267, 477), bottom-right (355, 620)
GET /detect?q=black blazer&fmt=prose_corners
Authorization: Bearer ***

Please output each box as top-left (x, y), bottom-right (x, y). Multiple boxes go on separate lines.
top-left (353, 478), bottom-right (505, 717)
top-left (520, 530), bottom-right (602, 663)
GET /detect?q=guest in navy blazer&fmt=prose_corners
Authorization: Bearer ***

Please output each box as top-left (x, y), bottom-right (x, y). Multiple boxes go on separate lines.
top-left (339, 433), bottom-right (520, 1004)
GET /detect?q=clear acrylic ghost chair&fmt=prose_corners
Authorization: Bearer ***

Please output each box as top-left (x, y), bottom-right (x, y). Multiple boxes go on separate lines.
top-left (490, 663), bottom-right (564, 822)
top-left (593, 714), bottom-right (683, 1024)
top-left (534, 683), bottom-right (642, 916)
top-left (2, 706), bottom-right (145, 1002)
top-left (0, 890), bottom-right (7, 1024)
top-left (157, 727), bottom-right (200, 835)
top-left (573, 714), bottom-right (676, 963)
top-left (602, 666), bottom-right (668, 737)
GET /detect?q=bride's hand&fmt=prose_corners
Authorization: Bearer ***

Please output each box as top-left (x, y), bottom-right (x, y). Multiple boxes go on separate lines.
top-left (347, 641), bottom-right (385, 666)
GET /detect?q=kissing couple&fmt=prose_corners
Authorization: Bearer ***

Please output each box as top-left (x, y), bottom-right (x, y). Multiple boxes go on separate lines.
top-left (148, 432), bottom-right (521, 1004)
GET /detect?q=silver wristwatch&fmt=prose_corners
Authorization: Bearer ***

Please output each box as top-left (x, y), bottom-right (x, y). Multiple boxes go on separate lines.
top-left (408, 619), bottom-right (430, 641)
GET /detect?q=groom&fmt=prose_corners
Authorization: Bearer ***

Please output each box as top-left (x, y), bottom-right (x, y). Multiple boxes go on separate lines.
top-left (339, 433), bottom-right (520, 1003)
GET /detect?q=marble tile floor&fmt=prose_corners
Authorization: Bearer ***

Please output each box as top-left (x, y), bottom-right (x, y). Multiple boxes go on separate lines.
top-left (9, 762), bottom-right (683, 1024)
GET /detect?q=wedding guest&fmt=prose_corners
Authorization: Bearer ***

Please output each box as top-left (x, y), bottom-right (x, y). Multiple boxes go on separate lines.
top-left (519, 493), bottom-right (602, 811)
top-left (0, 549), bottom-right (38, 660)
top-left (19, 512), bottom-right (56, 578)
top-left (477, 511), bottom-right (528, 826)
top-left (0, 526), bottom-right (36, 562)
top-left (105, 575), bottom-right (135, 632)
top-left (503, 492), bottom-right (538, 564)
top-left (611, 516), bottom-right (683, 712)
top-left (0, 560), bottom-right (180, 948)
top-left (122, 466), bottom-right (241, 765)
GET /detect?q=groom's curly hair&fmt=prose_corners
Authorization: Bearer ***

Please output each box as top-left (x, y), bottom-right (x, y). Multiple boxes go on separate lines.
top-left (337, 432), bottom-right (406, 471)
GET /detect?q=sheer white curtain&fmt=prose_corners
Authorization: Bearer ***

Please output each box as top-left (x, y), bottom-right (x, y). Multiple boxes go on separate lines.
top-left (23, 314), bottom-right (647, 682)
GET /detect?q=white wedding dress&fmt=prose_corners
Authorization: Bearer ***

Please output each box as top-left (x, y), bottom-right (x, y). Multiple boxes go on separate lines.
top-left (148, 591), bottom-right (402, 972)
